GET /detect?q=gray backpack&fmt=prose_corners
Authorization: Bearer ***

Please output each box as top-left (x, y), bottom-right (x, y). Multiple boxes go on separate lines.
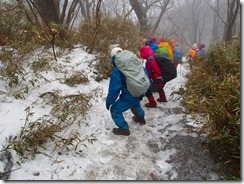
top-left (115, 50), bottom-right (150, 97)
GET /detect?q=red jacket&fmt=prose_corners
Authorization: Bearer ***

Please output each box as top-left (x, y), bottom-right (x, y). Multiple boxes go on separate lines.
top-left (140, 45), bottom-right (162, 80)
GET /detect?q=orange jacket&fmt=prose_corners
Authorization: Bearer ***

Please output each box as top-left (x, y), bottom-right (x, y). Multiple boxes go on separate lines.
top-left (188, 48), bottom-right (197, 58)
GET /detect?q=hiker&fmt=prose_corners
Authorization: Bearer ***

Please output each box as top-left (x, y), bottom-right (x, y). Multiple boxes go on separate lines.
top-left (156, 38), bottom-right (174, 61)
top-left (170, 39), bottom-right (177, 49)
top-left (145, 37), bottom-right (158, 52)
top-left (140, 45), bottom-right (168, 106)
top-left (170, 39), bottom-right (183, 68)
top-left (186, 43), bottom-right (198, 70)
top-left (195, 43), bottom-right (206, 63)
top-left (106, 47), bottom-right (151, 136)
top-left (197, 43), bottom-right (206, 55)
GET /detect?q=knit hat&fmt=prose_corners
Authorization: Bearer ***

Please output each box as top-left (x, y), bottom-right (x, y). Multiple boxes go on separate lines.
top-left (198, 44), bottom-right (205, 49)
top-left (150, 37), bottom-right (157, 44)
top-left (159, 38), bottom-right (166, 42)
top-left (111, 47), bottom-right (123, 58)
top-left (192, 43), bottom-right (198, 49)
top-left (170, 39), bottom-right (177, 47)
top-left (140, 45), bottom-right (154, 60)
top-left (145, 39), bottom-right (151, 45)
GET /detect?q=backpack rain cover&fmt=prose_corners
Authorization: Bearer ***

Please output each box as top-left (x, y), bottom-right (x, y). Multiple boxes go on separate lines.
top-left (115, 50), bottom-right (150, 97)
top-left (173, 46), bottom-right (183, 62)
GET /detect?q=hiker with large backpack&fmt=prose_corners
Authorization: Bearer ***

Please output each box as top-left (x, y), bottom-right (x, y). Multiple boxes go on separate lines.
top-left (140, 45), bottom-right (172, 106)
top-left (106, 47), bottom-right (151, 136)
top-left (170, 39), bottom-right (183, 68)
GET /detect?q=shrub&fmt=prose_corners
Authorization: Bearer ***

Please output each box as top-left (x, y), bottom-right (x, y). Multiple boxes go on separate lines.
top-left (182, 37), bottom-right (240, 179)
top-left (64, 71), bottom-right (89, 87)
top-left (78, 17), bottom-right (144, 81)
top-left (8, 88), bottom-right (98, 161)
top-left (0, 3), bottom-right (75, 89)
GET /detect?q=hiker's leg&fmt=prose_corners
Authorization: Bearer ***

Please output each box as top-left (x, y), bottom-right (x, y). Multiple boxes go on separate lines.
top-left (157, 82), bottom-right (167, 102)
top-left (110, 98), bottom-right (131, 130)
top-left (174, 61), bottom-right (180, 68)
top-left (189, 58), bottom-right (193, 70)
top-left (145, 95), bottom-right (157, 108)
top-left (145, 83), bottom-right (157, 107)
top-left (131, 102), bottom-right (146, 124)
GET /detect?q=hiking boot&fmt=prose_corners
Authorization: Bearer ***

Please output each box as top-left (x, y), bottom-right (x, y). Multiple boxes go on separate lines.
top-left (112, 128), bottom-right (130, 136)
top-left (157, 98), bottom-right (167, 102)
top-left (132, 116), bottom-right (146, 125)
top-left (145, 102), bottom-right (157, 108)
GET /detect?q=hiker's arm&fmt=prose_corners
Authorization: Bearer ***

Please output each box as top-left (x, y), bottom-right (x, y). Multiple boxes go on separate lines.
top-left (106, 68), bottom-right (123, 107)
top-left (145, 61), bottom-right (153, 78)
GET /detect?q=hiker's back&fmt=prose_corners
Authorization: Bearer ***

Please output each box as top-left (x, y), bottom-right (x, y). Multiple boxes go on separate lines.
top-left (195, 49), bottom-right (206, 63)
top-left (157, 40), bottom-right (173, 61)
top-left (189, 48), bottom-right (196, 58)
top-left (173, 46), bottom-right (183, 62)
top-left (155, 46), bottom-right (169, 56)
top-left (195, 43), bottom-right (206, 62)
top-left (188, 43), bottom-right (198, 59)
top-left (154, 54), bottom-right (177, 82)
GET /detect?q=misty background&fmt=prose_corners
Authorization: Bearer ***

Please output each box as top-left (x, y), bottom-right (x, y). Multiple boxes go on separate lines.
top-left (0, 0), bottom-right (240, 51)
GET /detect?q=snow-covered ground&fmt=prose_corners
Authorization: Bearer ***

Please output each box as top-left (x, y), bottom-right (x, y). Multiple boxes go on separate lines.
top-left (0, 46), bottom-right (220, 181)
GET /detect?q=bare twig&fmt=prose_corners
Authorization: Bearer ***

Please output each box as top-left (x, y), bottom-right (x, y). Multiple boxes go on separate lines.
top-left (85, 0), bottom-right (102, 53)
top-left (26, 0), bottom-right (58, 61)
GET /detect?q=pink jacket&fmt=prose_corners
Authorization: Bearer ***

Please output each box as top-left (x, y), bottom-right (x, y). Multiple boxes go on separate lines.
top-left (140, 45), bottom-right (162, 80)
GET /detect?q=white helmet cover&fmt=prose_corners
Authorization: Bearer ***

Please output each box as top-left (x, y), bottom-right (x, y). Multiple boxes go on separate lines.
top-left (111, 47), bottom-right (123, 57)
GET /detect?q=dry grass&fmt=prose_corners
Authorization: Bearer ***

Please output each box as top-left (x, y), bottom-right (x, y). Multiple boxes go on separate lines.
top-left (8, 88), bottom-right (100, 161)
top-left (182, 37), bottom-right (240, 179)
top-left (78, 17), bottom-right (144, 81)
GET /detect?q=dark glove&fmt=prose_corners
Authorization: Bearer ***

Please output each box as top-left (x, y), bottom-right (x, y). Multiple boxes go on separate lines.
top-left (154, 77), bottom-right (163, 83)
top-left (106, 103), bottom-right (111, 110)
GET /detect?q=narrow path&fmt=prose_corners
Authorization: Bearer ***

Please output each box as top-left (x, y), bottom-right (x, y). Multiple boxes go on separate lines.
top-left (76, 62), bottom-right (221, 180)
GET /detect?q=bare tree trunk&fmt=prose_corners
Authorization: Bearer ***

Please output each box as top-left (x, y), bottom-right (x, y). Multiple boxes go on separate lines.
top-left (191, 0), bottom-right (198, 43)
top-left (65, 0), bottom-right (79, 26)
top-left (222, 0), bottom-right (240, 42)
top-left (151, 0), bottom-right (171, 34)
top-left (60, 0), bottom-right (68, 24)
top-left (167, 14), bottom-right (192, 48)
top-left (33, 0), bottom-right (60, 24)
top-left (128, 0), bottom-right (148, 32)
top-left (205, 0), bottom-right (240, 42)
top-left (85, 0), bottom-right (102, 53)
top-left (210, 7), bottom-right (221, 45)
top-left (68, 5), bottom-right (80, 36)
top-left (78, 0), bottom-right (94, 21)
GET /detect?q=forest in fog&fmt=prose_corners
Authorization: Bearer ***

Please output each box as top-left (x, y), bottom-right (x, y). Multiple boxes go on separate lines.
top-left (0, 0), bottom-right (240, 50)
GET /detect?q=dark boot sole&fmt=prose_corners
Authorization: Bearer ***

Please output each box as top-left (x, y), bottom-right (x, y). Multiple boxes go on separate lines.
top-left (112, 128), bottom-right (130, 136)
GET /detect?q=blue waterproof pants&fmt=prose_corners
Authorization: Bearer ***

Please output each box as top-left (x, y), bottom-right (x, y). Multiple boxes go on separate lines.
top-left (110, 97), bottom-right (145, 130)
